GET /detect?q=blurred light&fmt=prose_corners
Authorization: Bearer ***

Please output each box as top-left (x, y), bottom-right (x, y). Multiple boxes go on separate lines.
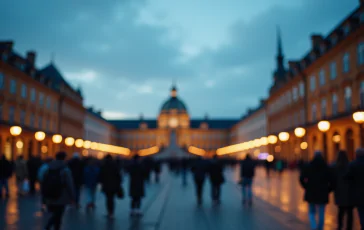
top-left (260, 137), bottom-right (268, 146)
top-left (353, 111), bottom-right (364, 124)
top-left (278, 132), bottom-right (290, 142)
top-left (90, 142), bottom-right (98, 150)
top-left (258, 153), bottom-right (269, 160)
top-left (16, 140), bottom-right (23, 149)
top-left (188, 146), bottom-right (205, 156)
top-left (97, 152), bottom-right (104, 159)
top-left (268, 135), bottom-right (278, 144)
top-left (267, 155), bottom-right (274, 162)
top-left (300, 142), bottom-right (308, 150)
top-left (35, 131), bottom-right (46, 141)
top-left (139, 146), bottom-right (159, 156)
top-left (10, 126), bottom-right (22, 136)
top-left (75, 139), bottom-right (84, 148)
top-left (83, 140), bottom-right (91, 149)
top-left (41, 146), bottom-right (48, 154)
top-left (52, 134), bottom-right (62, 144)
top-left (332, 135), bottom-right (341, 143)
top-left (82, 150), bottom-right (89, 157)
top-left (253, 139), bottom-right (261, 148)
top-left (318, 120), bottom-right (330, 132)
top-left (294, 127), bottom-right (306, 138)
top-left (65, 137), bottom-right (75, 146)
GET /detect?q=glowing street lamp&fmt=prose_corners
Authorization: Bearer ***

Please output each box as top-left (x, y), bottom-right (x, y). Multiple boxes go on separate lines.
top-left (65, 137), bottom-right (75, 147)
top-left (318, 120), bottom-right (330, 161)
top-left (268, 135), bottom-right (278, 144)
top-left (300, 142), bottom-right (308, 150)
top-left (353, 111), bottom-right (364, 146)
top-left (294, 127), bottom-right (306, 138)
top-left (83, 140), bottom-right (91, 149)
top-left (35, 131), bottom-right (46, 141)
top-left (52, 134), bottom-right (63, 144)
top-left (10, 126), bottom-right (22, 136)
top-left (278, 132), bottom-right (290, 142)
top-left (75, 139), bottom-right (84, 148)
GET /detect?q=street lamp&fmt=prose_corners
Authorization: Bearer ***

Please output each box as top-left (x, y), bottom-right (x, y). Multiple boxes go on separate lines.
top-left (35, 131), bottom-right (46, 156)
top-left (10, 126), bottom-right (22, 160)
top-left (278, 132), bottom-right (290, 160)
top-left (294, 127), bottom-right (307, 161)
top-left (268, 135), bottom-right (278, 144)
top-left (318, 120), bottom-right (330, 161)
top-left (65, 137), bottom-right (75, 146)
top-left (75, 139), bottom-right (84, 148)
top-left (353, 111), bottom-right (364, 147)
top-left (83, 140), bottom-right (91, 149)
top-left (52, 134), bottom-right (63, 144)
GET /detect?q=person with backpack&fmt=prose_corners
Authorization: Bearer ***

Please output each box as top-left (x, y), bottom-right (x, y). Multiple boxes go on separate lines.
top-left (83, 158), bottom-right (100, 210)
top-left (40, 152), bottom-right (75, 230)
top-left (208, 155), bottom-right (225, 205)
top-left (191, 156), bottom-right (208, 206)
top-left (240, 154), bottom-right (256, 206)
top-left (38, 157), bottom-right (53, 211)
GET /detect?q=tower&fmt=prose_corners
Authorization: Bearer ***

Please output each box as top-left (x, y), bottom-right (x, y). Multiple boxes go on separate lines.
top-left (274, 26), bottom-right (286, 82)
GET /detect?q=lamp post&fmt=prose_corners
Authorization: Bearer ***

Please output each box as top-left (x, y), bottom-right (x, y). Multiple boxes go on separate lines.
top-left (75, 139), bottom-right (84, 149)
top-left (65, 137), bottom-right (75, 153)
top-left (318, 120), bottom-right (330, 161)
top-left (353, 111), bottom-right (364, 147)
top-left (52, 134), bottom-right (63, 153)
top-left (268, 135), bottom-right (278, 157)
top-left (10, 126), bottom-right (22, 160)
top-left (35, 131), bottom-right (46, 157)
top-left (278, 132), bottom-right (290, 160)
top-left (294, 127), bottom-right (307, 161)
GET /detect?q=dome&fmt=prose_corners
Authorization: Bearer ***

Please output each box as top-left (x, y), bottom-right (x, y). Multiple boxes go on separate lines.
top-left (160, 85), bottom-right (188, 113)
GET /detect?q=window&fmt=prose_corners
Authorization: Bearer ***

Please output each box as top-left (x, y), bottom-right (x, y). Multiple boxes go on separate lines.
top-left (39, 93), bottom-right (44, 106)
top-left (30, 114), bottom-right (35, 127)
top-left (30, 88), bottom-right (36, 102)
top-left (312, 104), bottom-right (317, 122)
top-left (10, 79), bottom-right (16, 94)
top-left (321, 99), bottom-right (327, 118)
top-left (361, 81), bottom-right (364, 108)
top-left (332, 93), bottom-right (338, 116)
top-left (0, 72), bottom-right (4, 89)
top-left (299, 81), bottom-right (305, 97)
top-left (358, 43), bottom-right (364, 65)
top-left (319, 69), bottom-right (325, 86)
top-left (21, 84), bottom-right (27, 98)
top-left (292, 87), bottom-right (298, 101)
top-left (331, 36), bottom-right (338, 45)
top-left (9, 106), bottom-right (15, 124)
top-left (300, 109), bottom-right (305, 124)
top-left (343, 53), bottom-right (350, 73)
top-left (20, 110), bottom-right (25, 125)
top-left (310, 75), bottom-right (316, 91)
top-left (46, 119), bottom-right (50, 131)
top-left (46, 97), bottom-right (51, 109)
top-left (38, 116), bottom-right (42, 129)
top-left (343, 25), bottom-right (350, 36)
top-left (330, 62), bottom-right (337, 79)
top-left (345, 87), bottom-right (352, 112)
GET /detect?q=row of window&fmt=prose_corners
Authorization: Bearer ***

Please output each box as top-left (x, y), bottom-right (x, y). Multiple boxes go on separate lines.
top-left (269, 81), bottom-right (305, 114)
top-left (0, 73), bottom-right (57, 112)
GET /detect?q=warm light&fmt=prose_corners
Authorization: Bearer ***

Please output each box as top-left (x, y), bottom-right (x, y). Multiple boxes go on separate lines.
top-left (188, 146), bottom-right (206, 156)
top-left (332, 135), bottom-right (341, 143)
top-left (260, 137), bottom-right (268, 146)
top-left (253, 139), bottom-right (261, 148)
top-left (139, 146), bottom-right (160, 156)
top-left (10, 126), bottom-right (22, 136)
top-left (82, 150), bottom-right (89, 157)
top-left (294, 127), bottom-right (306, 138)
top-left (41, 146), bottom-right (48, 153)
top-left (83, 140), bottom-right (91, 149)
top-left (318, 120), bottom-right (330, 132)
top-left (267, 155), bottom-right (274, 162)
top-left (35, 131), bottom-right (46, 141)
top-left (16, 140), bottom-right (24, 149)
top-left (300, 142), bottom-right (308, 150)
top-left (278, 132), bottom-right (290, 142)
top-left (75, 139), bottom-right (84, 148)
top-left (253, 149), bottom-right (260, 156)
top-left (90, 142), bottom-right (98, 150)
top-left (52, 134), bottom-right (63, 144)
top-left (353, 111), bottom-right (364, 124)
top-left (97, 152), bottom-right (104, 159)
top-left (65, 137), bottom-right (75, 146)
top-left (268, 135), bottom-right (278, 144)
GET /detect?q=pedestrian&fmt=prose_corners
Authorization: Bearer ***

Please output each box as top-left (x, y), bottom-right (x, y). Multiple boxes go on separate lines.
top-left (38, 157), bottom-right (53, 211)
top-left (127, 155), bottom-right (146, 216)
top-left (332, 150), bottom-right (354, 230)
top-left (345, 148), bottom-right (364, 230)
top-left (240, 154), bottom-right (256, 206)
top-left (83, 158), bottom-right (100, 210)
top-left (299, 151), bottom-right (334, 230)
top-left (27, 154), bottom-right (42, 195)
top-left (153, 160), bottom-right (161, 183)
top-left (191, 156), bottom-right (207, 206)
top-left (14, 155), bottom-right (28, 196)
top-left (68, 152), bottom-right (84, 208)
top-left (0, 153), bottom-right (13, 198)
top-left (40, 151), bottom-right (75, 230)
top-left (99, 154), bottom-right (122, 219)
top-left (276, 159), bottom-right (284, 175)
top-left (264, 159), bottom-right (271, 178)
top-left (208, 155), bottom-right (225, 205)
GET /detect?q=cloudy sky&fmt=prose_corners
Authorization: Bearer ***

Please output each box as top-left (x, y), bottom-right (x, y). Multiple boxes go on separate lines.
top-left (0, 0), bottom-right (358, 119)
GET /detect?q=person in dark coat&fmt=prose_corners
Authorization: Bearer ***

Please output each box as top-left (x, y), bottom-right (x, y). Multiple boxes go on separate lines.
top-left (346, 148), bottom-right (364, 230)
top-left (181, 158), bottom-right (189, 186)
top-left (83, 158), bottom-right (100, 210)
top-left (300, 151), bottom-right (334, 230)
top-left (0, 153), bottom-right (13, 198)
top-left (68, 152), bottom-right (84, 208)
top-left (208, 155), bottom-right (224, 205)
top-left (191, 156), bottom-right (207, 205)
top-left (332, 150), bottom-right (354, 230)
top-left (99, 155), bottom-right (122, 219)
top-left (240, 154), bottom-right (256, 206)
top-left (127, 155), bottom-right (146, 216)
top-left (27, 154), bottom-right (42, 194)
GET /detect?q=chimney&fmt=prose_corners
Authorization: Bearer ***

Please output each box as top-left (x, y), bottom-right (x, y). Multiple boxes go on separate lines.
top-left (26, 51), bottom-right (36, 65)
top-left (0, 41), bottom-right (14, 51)
top-left (311, 34), bottom-right (323, 49)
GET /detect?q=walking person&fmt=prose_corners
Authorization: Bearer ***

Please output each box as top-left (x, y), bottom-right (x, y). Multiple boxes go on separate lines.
top-left (299, 151), bottom-right (334, 230)
top-left (99, 155), bottom-right (122, 219)
top-left (27, 154), bottom-right (42, 195)
top-left (38, 157), bottom-right (53, 211)
top-left (14, 155), bottom-right (28, 196)
top-left (332, 150), bottom-right (354, 230)
top-left (208, 155), bottom-right (224, 205)
top-left (346, 148), bottom-right (364, 230)
top-left (127, 155), bottom-right (146, 216)
top-left (191, 156), bottom-right (207, 206)
top-left (40, 152), bottom-right (75, 230)
top-left (68, 152), bottom-right (84, 208)
top-left (83, 158), bottom-right (100, 210)
top-left (0, 153), bottom-right (13, 198)
top-left (240, 154), bottom-right (256, 206)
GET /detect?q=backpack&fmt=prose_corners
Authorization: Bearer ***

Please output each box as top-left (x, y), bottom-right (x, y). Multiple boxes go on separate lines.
top-left (42, 167), bottom-right (65, 199)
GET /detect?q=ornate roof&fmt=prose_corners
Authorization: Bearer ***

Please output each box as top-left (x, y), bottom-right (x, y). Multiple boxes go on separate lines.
top-left (160, 85), bottom-right (188, 113)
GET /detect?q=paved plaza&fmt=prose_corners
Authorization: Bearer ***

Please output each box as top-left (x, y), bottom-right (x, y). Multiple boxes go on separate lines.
top-left (0, 167), bottom-right (361, 230)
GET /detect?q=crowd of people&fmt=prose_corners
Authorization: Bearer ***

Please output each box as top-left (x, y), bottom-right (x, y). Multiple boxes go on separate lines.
top-left (1, 149), bottom-right (364, 230)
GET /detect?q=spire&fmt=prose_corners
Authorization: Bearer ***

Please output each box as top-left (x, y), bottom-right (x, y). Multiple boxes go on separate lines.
top-left (274, 25), bottom-right (286, 81)
top-left (171, 80), bottom-right (177, 97)
top-left (277, 26), bottom-right (283, 59)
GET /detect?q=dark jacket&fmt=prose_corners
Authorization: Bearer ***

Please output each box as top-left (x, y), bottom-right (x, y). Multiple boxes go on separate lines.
top-left (299, 157), bottom-right (334, 204)
top-left (240, 158), bottom-right (255, 179)
top-left (208, 160), bottom-right (224, 185)
top-left (83, 165), bottom-right (100, 188)
top-left (345, 155), bottom-right (364, 206)
top-left (191, 159), bottom-right (207, 182)
top-left (68, 157), bottom-right (84, 187)
top-left (0, 156), bottom-right (13, 179)
top-left (332, 163), bottom-right (354, 207)
top-left (99, 159), bottom-right (122, 194)
top-left (128, 160), bottom-right (146, 198)
top-left (27, 156), bottom-right (42, 180)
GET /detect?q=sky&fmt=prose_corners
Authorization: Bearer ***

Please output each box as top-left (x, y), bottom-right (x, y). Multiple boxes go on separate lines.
top-left (0, 0), bottom-right (359, 119)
